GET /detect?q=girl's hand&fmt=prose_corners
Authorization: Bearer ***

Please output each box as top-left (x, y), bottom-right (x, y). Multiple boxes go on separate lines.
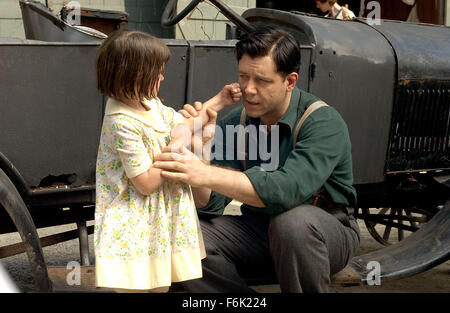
top-left (218, 83), bottom-right (242, 107)
top-left (190, 108), bottom-right (217, 160)
top-left (178, 83), bottom-right (242, 119)
top-left (167, 108), bottom-right (217, 159)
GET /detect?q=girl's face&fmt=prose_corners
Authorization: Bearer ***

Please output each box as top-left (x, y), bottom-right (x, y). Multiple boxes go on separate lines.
top-left (153, 67), bottom-right (165, 95)
top-left (155, 72), bottom-right (164, 94)
top-left (316, 1), bottom-right (330, 12)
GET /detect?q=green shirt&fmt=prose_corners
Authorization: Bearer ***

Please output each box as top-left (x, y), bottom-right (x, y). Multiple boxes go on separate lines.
top-left (199, 87), bottom-right (357, 217)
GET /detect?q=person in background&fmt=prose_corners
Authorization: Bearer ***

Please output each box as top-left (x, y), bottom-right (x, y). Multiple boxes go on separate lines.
top-left (315, 0), bottom-right (356, 20)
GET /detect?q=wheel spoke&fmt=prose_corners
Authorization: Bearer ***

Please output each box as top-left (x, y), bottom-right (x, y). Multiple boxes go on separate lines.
top-left (397, 209), bottom-right (404, 241)
top-left (383, 225), bottom-right (392, 242)
top-left (378, 207), bottom-right (389, 216)
top-left (362, 204), bottom-right (438, 247)
top-left (407, 207), bottom-right (436, 217)
top-left (382, 208), bottom-right (394, 241)
top-left (405, 209), bottom-right (418, 228)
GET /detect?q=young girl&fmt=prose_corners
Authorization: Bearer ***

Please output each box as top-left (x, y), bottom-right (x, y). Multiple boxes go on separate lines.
top-left (94, 30), bottom-right (241, 292)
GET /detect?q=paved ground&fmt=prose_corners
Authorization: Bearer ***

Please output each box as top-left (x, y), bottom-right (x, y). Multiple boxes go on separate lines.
top-left (0, 201), bottom-right (448, 293)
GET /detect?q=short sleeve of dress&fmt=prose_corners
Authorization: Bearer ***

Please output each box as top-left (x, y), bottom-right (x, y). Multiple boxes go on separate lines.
top-left (160, 103), bottom-right (184, 130)
top-left (171, 110), bottom-right (185, 126)
top-left (112, 118), bottom-right (152, 179)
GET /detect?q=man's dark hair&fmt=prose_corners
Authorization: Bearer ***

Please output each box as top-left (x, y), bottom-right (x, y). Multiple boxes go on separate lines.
top-left (235, 25), bottom-right (301, 77)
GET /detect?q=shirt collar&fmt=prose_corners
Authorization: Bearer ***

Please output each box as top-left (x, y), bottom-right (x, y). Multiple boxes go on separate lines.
top-left (277, 86), bottom-right (301, 133)
top-left (105, 97), bottom-right (167, 132)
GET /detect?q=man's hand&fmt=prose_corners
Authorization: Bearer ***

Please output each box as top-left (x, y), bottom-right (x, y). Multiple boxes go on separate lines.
top-left (154, 146), bottom-right (265, 208)
top-left (199, 108), bottom-right (217, 144)
top-left (154, 146), bottom-right (212, 188)
top-left (192, 108), bottom-right (217, 160)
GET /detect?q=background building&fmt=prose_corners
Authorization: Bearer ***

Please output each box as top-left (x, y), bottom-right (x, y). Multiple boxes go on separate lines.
top-left (447, 0), bottom-right (450, 24)
top-left (0, 0), bottom-right (255, 39)
top-left (0, 0), bottom-right (448, 40)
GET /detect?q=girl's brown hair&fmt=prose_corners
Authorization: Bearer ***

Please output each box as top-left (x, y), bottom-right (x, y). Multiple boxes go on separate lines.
top-left (96, 30), bottom-right (170, 101)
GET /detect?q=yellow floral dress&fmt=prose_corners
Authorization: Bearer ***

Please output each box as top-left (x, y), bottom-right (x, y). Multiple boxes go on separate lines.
top-left (94, 97), bottom-right (206, 290)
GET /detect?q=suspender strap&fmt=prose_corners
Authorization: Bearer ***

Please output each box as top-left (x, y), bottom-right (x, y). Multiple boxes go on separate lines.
top-left (239, 101), bottom-right (353, 223)
top-left (239, 108), bottom-right (248, 170)
top-left (292, 100), bottom-right (328, 149)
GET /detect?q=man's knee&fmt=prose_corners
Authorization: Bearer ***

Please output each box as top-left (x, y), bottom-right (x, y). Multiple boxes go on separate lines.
top-left (269, 205), bottom-right (324, 245)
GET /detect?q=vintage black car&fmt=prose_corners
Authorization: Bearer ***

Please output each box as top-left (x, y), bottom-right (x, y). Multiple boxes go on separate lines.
top-left (0, 0), bottom-right (448, 291)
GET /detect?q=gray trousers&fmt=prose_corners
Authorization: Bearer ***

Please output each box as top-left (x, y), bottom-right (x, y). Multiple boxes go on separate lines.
top-left (181, 205), bottom-right (360, 293)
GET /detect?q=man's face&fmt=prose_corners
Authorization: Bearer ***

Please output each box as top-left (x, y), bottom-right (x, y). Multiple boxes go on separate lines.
top-left (238, 54), bottom-right (293, 124)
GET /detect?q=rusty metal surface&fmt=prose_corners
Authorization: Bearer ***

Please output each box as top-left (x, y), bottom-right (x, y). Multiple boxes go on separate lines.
top-left (365, 20), bottom-right (450, 174)
top-left (0, 43), bottom-right (103, 190)
top-left (61, 7), bottom-right (129, 36)
top-left (20, 0), bottom-right (106, 42)
top-left (371, 21), bottom-right (450, 81)
top-left (63, 7), bottom-right (128, 21)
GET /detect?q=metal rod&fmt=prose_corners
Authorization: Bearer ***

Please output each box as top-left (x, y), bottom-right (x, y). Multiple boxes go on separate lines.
top-left (0, 225), bottom-right (94, 259)
top-left (77, 220), bottom-right (91, 266)
top-left (185, 41), bottom-right (195, 105)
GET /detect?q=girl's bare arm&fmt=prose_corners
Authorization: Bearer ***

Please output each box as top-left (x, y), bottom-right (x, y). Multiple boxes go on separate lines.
top-left (130, 84), bottom-right (241, 196)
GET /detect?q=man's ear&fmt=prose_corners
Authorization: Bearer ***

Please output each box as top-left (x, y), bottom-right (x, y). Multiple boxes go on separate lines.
top-left (285, 72), bottom-right (299, 92)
